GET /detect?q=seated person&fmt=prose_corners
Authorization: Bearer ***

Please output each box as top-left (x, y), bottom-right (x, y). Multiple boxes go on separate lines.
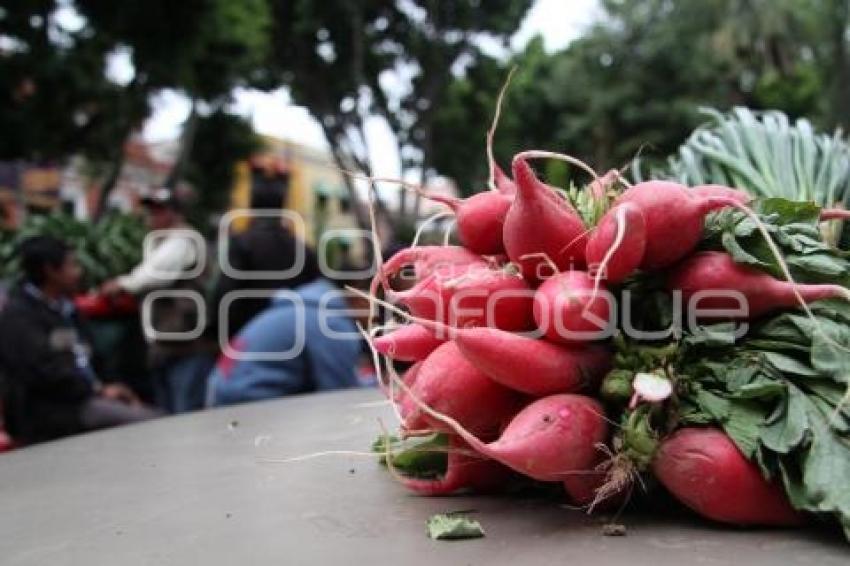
top-left (0, 236), bottom-right (158, 444)
top-left (208, 275), bottom-right (371, 406)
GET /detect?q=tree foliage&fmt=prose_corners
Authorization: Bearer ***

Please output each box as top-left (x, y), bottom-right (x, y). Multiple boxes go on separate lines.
top-left (433, 0), bottom-right (850, 193)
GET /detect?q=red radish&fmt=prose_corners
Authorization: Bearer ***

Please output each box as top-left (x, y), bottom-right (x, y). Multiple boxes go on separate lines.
top-left (374, 324), bottom-right (445, 362)
top-left (691, 184), bottom-right (750, 203)
top-left (379, 245), bottom-right (483, 285)
top-left (585, 202), bottom-right (647, 285)
top-left (588, 169), bottom-right (619, 200)
top-left (653, 428), bottom-right (802, 526)
top-left (533, 271), bottom-right (613, 344)
top-left (453, 328), bottom-right (612, 397)
top-left (692, 185), bottom-right (849, 222)
top-left (394, 360), bottom-right (423, 404)
top-left (401, 383), bottom-right (608, 482)
top-left (397, 436), bottom-right (515, 496)
top-left (392, 263), bottom-right (534, 331)
top-left (614, 181), bottom-right (736, 270)
top-left (493, 164), bottom-right (517, 195)
top-left (667, 251), bottom-right (849, 319)
top-left (503, 158), bottom-right (589, 282)
top-left (410, 188), bottom-right (512, 254)
top-left (402, 342), bottom-right (524, 438)
top-left (562, 467), bottom-right (627, 511)
top-left (361, 291), bottom-right (612, 397)
top-left (820, 208), bottom-right (850, 220)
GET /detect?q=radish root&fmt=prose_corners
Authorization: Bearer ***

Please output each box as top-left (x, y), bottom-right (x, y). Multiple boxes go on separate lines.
top-left (590, 205), bottom-right (628, 300)
top-left (443, 219), bottom-right (456, 246)
top-left (513, 150), bottom-right (600, 183)
top-left (486, 66), bottom-right (517, 191)
top-left (412, 211), bottom-right (453, 247)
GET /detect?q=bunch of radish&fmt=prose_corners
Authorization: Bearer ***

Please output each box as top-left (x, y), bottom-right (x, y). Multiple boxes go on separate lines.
top-left (361, 146), bottom-right (850, 534)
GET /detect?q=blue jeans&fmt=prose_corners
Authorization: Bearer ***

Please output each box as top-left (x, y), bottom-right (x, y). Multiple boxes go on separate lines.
top-left (154, 353), bottom-right (215, 414)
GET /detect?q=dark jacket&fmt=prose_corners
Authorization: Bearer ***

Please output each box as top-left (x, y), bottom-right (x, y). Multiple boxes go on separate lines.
top-left (0, 285), bottom-right (97, 443)
top-left (211, 220), bottom-right (320, 339)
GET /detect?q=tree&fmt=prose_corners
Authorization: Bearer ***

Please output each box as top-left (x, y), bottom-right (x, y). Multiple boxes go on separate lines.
top-left (76, 0), bottom-right (272, 211)
top-left (0, 1), bottom-right (146, 162)
top-left (432, 0), bottom-right (850, 186)
top-left (262, 0), bottom-right (533, 231)
top-left (183, 109), bottom-right (262, 232)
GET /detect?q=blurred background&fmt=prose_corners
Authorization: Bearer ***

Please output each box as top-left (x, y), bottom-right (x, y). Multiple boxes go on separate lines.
top-left (3, 0), bottom-right (848, 243)
top-left (1, 0), bottom-right (850, 445)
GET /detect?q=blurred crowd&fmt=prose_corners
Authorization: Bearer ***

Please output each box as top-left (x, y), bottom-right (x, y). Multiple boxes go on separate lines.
top-left (0, 186), bottom-right (375, 448)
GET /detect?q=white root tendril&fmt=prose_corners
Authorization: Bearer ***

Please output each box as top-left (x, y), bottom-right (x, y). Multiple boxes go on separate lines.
top-left (591, 205), bottom-right (627, 300)
top-left (486, 66), bottom-right (517, 191)
top-left (443, 219), bottom-right (456, 246)
top-left (357, 323), bottom-right (404, 425)
top-left (513, 150), bottom-right (600, 183)
top-left (412, 211), bottom-right (454, 248)
top-left (518, 252), bottom-right (561, 275)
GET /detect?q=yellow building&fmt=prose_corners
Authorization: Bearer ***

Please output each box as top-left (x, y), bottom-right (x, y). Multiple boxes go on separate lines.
top-left (229, 137), bottom-right (365, 266)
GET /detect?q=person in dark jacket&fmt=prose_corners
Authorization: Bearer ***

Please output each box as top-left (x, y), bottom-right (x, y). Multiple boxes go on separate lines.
top-left (210, 184), bottom-right (321, 340)
top-left (0, 236), bottom-right (158, 444)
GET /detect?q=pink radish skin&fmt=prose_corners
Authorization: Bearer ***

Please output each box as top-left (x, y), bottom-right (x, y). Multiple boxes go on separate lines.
top-left (585, 202), bottom-right (647, 284)
top-left (393, 264), bottom-right (535, 332)
top-left (667, 251), bottom-right (849, 319)
top-left (653, 428), bottom-right (802, 526)
top-left (493, 164), bottom-right (517, 195)
top-left (615, 181), bottom-right (734, 270)
top-left (402, 342), bottom-right (525, 438)
top-left (395, 362), bottom-right (422, 406)
top-left (453, 328), bottom-right (611, 397)
top-left (691, 184), bottom-right (751, 203)
top-left (374, 324), bottom-right (445, 362)
top-left (562, 467), bottom-right (627, 510)
top-left (397, 435), bottom-right (515, 496)
top-left (406, 314), bottom-right (612, 397)
top-left (820, 208), bottom-right (850, 220)
top-left (373, 245), bottom-right (484, 297)
top-left (455, 191), bottom-right (513, 254)
top-left (588, 169), bottom-right (619, 200)
top-left (405, 389), bottom-right (608, 482)
top-left (692, 185), bottom-right (848, 222)
top-left (423, 190), bottom-right (513, 255)
top-left (533, 271), bottom-right (612, 344)
top-left (503, 158), bottom-right (589, 282)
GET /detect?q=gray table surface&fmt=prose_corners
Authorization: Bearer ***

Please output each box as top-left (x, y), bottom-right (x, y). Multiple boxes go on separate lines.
top-left (0, 388), bottom-right (846, 565)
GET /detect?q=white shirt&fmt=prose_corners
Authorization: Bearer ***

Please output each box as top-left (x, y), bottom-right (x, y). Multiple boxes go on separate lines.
top-left (117, 228), bottom-right (201, 294)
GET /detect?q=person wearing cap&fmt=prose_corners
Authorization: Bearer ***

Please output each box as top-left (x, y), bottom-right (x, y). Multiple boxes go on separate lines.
top-left (100, 188), bottom-right (213, 414)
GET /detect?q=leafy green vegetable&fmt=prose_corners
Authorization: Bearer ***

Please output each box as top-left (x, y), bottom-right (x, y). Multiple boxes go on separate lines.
top-left (426, 514), bottom-right (485, 540)
top-left (0, 212), bottom-right (146, 288)
top-left (372, 434), bottom-right (448, 480)
top-left (676, 304), bottom-right (850, 537)
top-left (584, 197), bottom-right (850, 538)
top-left (702, 198), bottom-right (850, 287)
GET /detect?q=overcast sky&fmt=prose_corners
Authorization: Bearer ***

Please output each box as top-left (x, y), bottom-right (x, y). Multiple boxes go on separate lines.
top-left (141, 0), bottom-right (600, 179)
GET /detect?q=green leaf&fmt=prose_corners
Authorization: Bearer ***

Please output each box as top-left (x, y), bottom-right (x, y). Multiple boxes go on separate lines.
top-left (754, 198), bottom-right (821, 225)
top-left (762, 386), bottom-right (808, 454)
top-left (798, 399), bottom-right (850, 535)
top-left (762, 352), bottom-right (820, 377)
top-left (696, 389), bottom-right (730, 421)
top-left (372, 434), bottom-right (448, 479)
top-left (723, 399), bottom-right (770, 459)
top-left (427, 514), bottom-right (485, 540)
